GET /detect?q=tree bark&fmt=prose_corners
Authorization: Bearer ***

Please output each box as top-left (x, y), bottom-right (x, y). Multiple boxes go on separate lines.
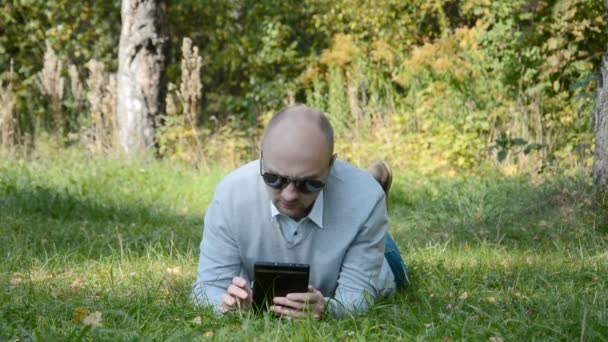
top-left (117, 0), bottom-right (167, 155)
top-left (593, 54), bottom-right (608, 195)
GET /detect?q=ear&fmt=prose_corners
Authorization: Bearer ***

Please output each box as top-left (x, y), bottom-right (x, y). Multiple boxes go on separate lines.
top-left (257, 140), bottom-right (263, 158)
top-left (329, 153), bottom-right (337, 167)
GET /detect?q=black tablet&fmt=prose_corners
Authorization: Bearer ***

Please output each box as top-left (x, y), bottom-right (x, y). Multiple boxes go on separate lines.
top-left (252, 262), bottom-right (310, 312)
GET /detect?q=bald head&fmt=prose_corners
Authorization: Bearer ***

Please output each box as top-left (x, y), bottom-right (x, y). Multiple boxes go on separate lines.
top-left (260, 105), bottom-right (335, 219)
top-left (262, 105), bottom-right (334, 159)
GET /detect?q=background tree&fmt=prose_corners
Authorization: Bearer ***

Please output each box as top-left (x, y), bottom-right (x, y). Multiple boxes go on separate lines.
top-left (117, 0), bottom-right (168, 155)
top-left (593, 0), bottom-right (608, 195)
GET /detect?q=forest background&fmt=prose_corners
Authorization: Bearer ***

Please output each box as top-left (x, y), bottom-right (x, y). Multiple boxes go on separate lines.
top-left (1, 0), bottom-right (606, 173)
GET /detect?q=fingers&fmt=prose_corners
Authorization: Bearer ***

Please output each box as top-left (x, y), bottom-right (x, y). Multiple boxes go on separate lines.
top-left (271, 288), bottom-right (325, 320)
top-left (270, 304), bottom-right (309, 319)
top-left (222, 293), bottom-right (236, 306)
top-left (273, 296), bottom-right (306, 310)
top-left (227, 276), bottom-right (252, 299)
top-left (227, 283), bottom-right (249, 299)
top-left (270, 302), bottom-right (323, 320)
top-left (221, 293), bottom-right (237, 313)
top-left (286, 289), bottom-right (322, 303)
top-left (232, 276), bottom-right (249, 290)
top-left (221, 291), bottom-right (245, 312)
top-left (221, 277), bottom-right (252, 313)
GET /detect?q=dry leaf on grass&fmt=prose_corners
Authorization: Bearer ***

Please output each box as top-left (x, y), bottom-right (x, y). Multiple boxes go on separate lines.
top-left (459, 291), bottom-right (469, 300)
top-left (72, 307), bottom-right (89, 323)
top-left (192, 316), bottom-right (202, 325)
top-left (489, 337), bottom-right (504, 342)
top-left (82, 311), bottom-right (103, 327)
top-left (9, 273), bottom-right (24, 290)
top-left (165, 266), bottom-right (182, 276)
top-left (204, 331), bottom-right (214, 337)
top-left (70, 277), bottom-right (84, 292)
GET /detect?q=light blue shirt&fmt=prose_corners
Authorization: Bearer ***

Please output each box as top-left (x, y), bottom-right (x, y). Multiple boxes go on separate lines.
top-left (270, 189), bottom-right (324, 243)
top-left (192, 159), bottom-right (395, 317)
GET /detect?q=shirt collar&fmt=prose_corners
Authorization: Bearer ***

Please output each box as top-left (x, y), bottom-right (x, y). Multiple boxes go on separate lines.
top-left (269, 189), bottom-right (324, 229)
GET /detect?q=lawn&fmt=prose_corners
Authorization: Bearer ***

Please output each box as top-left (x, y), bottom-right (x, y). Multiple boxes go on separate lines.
top-left (1, 150), bottom-right (607, 340)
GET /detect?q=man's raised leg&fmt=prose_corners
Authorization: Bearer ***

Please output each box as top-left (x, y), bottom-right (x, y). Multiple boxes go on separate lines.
top-left (368, 161), bottom-right (409, 290)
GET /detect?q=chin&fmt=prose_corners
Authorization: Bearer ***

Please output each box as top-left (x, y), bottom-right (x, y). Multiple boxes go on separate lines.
top-left (280, 205), bottom-right (305, 220)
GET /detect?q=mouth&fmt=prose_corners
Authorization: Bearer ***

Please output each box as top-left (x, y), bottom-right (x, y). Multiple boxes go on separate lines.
top-left (280, 201), bottom-right (297, 210)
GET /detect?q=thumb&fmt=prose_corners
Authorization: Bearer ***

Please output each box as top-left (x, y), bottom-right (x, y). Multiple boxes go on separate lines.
top-left (308, 285), bottom-right (321, 294)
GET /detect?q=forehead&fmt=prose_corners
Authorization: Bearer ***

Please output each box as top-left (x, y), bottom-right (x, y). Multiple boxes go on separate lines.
top-left (263, 124), bottom-right (330, 178)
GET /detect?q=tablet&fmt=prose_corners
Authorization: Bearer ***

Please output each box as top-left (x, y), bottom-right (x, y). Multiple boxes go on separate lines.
top-left (252, 262), bottom-right (310, 312)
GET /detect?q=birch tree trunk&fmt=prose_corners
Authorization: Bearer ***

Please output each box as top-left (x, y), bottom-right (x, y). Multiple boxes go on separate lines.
top-left (117, 0), bottom-right (167, 155)
top-left (594, 54), bottom-right (608, 195)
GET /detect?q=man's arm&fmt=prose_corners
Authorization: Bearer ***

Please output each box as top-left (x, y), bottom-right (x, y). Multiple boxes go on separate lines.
top-left (329, 195), bottom-right (388, 317)
top-left (192, 193), bottom-right (243, 313)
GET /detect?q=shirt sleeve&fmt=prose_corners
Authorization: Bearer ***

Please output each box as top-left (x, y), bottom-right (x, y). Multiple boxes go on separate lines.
top-left (328, 195), bottom-right (388, 318)
top-left (192, 190), bottom-right (242, 314)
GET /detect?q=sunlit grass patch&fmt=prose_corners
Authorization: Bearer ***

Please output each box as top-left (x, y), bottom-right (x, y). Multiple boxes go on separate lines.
top-left (1, 151), bottom-right (607, 340)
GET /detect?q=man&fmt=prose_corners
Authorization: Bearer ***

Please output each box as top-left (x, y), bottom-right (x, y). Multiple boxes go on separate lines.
top-left (192, 105), bottom-right (408, 319)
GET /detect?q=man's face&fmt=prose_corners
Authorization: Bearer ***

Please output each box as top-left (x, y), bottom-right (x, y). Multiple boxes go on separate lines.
top-left (261, 145), bottom-right (333, 221)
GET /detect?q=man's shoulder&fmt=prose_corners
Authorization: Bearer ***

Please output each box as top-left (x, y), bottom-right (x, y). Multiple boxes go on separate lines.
top-left (328, 160), bottom-right (384, 204)
top-left (214, 160), bottom-right (260, 196)
top-left (332, 160), bottom-right (381, 186)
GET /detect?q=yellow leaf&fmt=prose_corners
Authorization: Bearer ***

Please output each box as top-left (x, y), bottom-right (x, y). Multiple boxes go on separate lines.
top-left (204, 331), bottom-right (214, 337)
top-left (553, 80), bottom-right (560, 92)
top-left (502, 165), bottom-right (517, 177)
top-left (72, 307), bottom-right (89, 323)
top-left (459, 291), bottom-right (469, 300)
top-left (489, 337), bottom-right (504, 342)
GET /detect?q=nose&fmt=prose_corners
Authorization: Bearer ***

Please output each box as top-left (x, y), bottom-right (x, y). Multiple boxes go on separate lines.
top-left (280, 182), bottom-right (299, 202)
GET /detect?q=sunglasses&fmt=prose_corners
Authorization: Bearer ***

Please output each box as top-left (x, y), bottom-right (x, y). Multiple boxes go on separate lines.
top-left (259, 153), bottom-right (327, 193)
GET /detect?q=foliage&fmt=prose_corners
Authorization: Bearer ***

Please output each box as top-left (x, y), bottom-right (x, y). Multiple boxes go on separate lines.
top-left (0, 0), bottom-right (606, 173)
top-left (0, 1), bottom-right (120, 75)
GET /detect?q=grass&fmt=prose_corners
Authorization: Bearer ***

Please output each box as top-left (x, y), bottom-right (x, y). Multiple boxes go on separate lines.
top-left (1, 150), bottom-right (607, 340)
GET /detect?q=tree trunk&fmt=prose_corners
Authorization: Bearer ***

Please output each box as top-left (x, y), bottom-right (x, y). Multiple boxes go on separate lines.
top-left (594, 54), bottom-right (608, 195)
top-left (117, 0), bottom-right (167, 155)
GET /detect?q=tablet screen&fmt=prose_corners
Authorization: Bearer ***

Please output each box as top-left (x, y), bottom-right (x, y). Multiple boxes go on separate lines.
top-left (252, 262), bottom-right (310, 312)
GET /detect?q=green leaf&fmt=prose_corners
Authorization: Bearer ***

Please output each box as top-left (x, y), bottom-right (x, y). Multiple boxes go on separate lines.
top-left (524, 143), bottom-right (544, 155)
top-left (512, 138), bottom-right (527, 146)
top-left (497, 150), bottom-right (507, 162)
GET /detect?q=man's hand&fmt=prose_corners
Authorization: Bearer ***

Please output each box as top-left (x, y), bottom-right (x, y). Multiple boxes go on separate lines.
top-left (270, 286), bottom-right (325, 320)
top-left (221, 276), bottom-right (252, 313)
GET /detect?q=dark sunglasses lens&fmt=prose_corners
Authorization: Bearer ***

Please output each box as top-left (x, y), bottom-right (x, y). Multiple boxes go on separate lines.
top-left (263, 172), bottom-right (324, 193)
top-left (299, 180), bottom-right (324, 193)
top-left (262, 173), bottom-right (285, 189)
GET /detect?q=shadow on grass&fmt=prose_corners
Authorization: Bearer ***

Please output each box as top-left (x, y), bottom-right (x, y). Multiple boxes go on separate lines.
top-left (1, 184), bottom-right (203, 261)
top-left (389, 173), bottom-right (608, 250)
top-left (3, 163), bottom-right (607, 262)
